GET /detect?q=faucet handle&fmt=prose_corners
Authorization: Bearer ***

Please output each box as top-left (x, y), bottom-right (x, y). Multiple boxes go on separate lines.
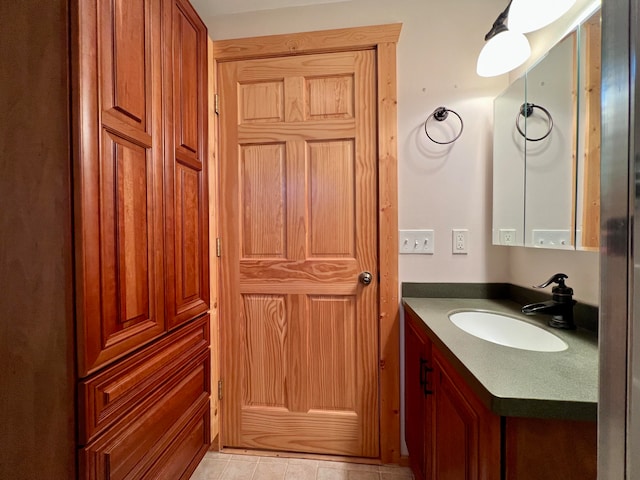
top-left (534, 273), bottom-right (568, 289)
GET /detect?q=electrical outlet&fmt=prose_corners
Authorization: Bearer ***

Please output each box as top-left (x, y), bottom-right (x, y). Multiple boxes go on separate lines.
top-left (399, 229), bottom-right (435, 254)
top-left (452, 229), bottom-right (468, 254)
top-left (499, 228), bottom-right (517, 245)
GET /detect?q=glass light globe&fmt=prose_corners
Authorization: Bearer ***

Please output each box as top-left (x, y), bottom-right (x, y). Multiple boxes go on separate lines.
top-left (508, 0), bottom-right (577, 33)
top-left (476, 30), bottom-right (531, 77)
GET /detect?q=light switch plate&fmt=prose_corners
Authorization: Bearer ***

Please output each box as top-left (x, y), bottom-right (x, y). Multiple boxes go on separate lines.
top-left (399, 229), bottom-right (434, 254)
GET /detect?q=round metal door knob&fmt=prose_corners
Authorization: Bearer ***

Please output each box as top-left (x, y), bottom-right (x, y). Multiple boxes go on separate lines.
top-left (359, 271), bottom-right (373, 286)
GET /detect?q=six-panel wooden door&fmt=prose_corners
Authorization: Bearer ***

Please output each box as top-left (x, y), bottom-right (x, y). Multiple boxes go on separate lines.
top-left (219, 50), bottom-right (380, 457)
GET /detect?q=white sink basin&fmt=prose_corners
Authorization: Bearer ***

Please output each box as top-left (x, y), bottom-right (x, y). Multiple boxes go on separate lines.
top-left (449, 310), bottom-right (568, 352)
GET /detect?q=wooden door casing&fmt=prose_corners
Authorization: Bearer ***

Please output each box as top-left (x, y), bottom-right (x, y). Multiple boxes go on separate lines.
top-left (164, 0), bottom-right (210, 330)
top-left (75, 0), bottom-right (165, 377)
top-left (219, 50), bottom-right (379, 457)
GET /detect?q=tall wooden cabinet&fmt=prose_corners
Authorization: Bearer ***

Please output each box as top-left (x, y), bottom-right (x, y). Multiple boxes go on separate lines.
top-left (73, 0), bottom-right (211, 477)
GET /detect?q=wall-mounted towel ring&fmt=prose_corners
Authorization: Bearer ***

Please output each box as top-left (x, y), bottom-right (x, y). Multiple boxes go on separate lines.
top-left (424, 107), bottom-right (464, 145)
top-left (516, 103), bottom-right (554, 141)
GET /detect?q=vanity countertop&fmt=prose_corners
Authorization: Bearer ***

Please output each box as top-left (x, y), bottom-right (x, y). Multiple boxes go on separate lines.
top-left (403, 297), bottom-right (598, 421)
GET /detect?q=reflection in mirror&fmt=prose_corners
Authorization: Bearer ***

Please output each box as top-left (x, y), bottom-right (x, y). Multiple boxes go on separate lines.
top-left (576, 10), bottom-right (601, 250)
top-left (493, 77), bottom-right (526, 246)
top-left (524, 32), bottom-right (577, 248)
top-left (492, 7), bottom-right (601, 250)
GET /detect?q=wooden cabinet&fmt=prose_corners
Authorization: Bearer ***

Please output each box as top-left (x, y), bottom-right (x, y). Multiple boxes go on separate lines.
top-left (164, 0), bottom-right (210, 330)
top-left (79, 316), bottom-right (210, 479)
top-left (75, 0), bottom-right (167, 378)
top-left (73, 0), bottom-right (211, 477)
top-left (404, 307), bottom-right (596, 480)
top-left (404, 309), bottom-right (499, 480)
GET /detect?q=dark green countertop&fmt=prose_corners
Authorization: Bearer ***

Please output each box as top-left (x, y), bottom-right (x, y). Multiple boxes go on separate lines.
top-left (403, 297), bottom-right (598, 421)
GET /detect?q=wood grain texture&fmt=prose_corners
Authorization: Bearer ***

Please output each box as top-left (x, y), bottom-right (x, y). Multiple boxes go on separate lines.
top-left (75, 0), bottom-right (166, 377)
top-left (219, 49), bottom-right (379, 457)
top-left (377, 40), bottom-right (401, 464)
top-left (78, 315), bottom-right (210, 445)
top-left (81, 361), bottom-right (210, 480)
top-left (217, 25), bottom-right (400, 460)
top-left (581, 14), bottom-right (601, 250)
top-left (505, 417), bottom-right (597, 480)
top-left (207, 35), bottom-right (221, 445)
top-left (241, 144), bottom-right (286, 258)
top-left (212, 23), bottom-right (402, 61)
top-left (164, 0), bottom-right (210, 330)
top-left (309, 141), bottom-right (355, 256)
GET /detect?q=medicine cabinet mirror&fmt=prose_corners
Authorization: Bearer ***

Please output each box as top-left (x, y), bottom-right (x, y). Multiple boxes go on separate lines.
top-left (492, 8), bottom-right (601, 250)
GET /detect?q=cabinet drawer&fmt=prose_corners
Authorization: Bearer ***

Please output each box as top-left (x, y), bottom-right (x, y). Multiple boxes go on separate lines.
top-left (79, 315), bottom-right (210, 444)
top-left (80, 349), bottom-right (210, 480)
top-left (145, 400), bottom-right (210, 480)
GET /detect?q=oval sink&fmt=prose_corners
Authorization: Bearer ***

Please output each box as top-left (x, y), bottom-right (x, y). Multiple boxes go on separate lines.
top-left (449, 310), bottom-right (568, 352)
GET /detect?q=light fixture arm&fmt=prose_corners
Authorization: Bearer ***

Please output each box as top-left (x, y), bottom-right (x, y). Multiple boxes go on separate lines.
top-left (485, 0), bottom-right (513, 41)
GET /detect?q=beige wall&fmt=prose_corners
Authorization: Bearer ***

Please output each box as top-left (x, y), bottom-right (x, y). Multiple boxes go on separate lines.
top-left (193, 0), bottom-right (600, 304)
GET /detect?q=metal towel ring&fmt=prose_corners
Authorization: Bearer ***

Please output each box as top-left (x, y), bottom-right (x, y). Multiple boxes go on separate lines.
top-left (424, 107), bottom-right (464, 145)
top-left (516, 103), bottom-right (554, 142)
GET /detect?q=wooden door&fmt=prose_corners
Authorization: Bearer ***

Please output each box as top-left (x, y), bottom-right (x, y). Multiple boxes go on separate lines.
top-left (75, 0), bottom-right (165, 377)
top-left (164, 0), bottom-right (209, 330)
top-left (219, 50), bottom-right (379, 457)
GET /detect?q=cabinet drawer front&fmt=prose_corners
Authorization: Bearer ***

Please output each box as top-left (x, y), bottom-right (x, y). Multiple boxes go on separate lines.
top-left (81, 350), bottom-right (210, 480)
top-left (79, 315), bottom-right (210, 444)
top-left (144, 400), bottom-right (210, 480)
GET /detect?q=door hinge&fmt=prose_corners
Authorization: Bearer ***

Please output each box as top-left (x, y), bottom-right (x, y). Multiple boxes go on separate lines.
top-left (216, 237), bottom-right (221, 257)
top-left (214, 93), bottom-right (220, 115)
top-left (218, 379), bottom-right (223, 400)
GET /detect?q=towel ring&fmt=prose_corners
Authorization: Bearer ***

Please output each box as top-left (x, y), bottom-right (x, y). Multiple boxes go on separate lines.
top-left (516, 103), bottom-right (554, 142)
top-left (424, 107), bottom-right (464, 145)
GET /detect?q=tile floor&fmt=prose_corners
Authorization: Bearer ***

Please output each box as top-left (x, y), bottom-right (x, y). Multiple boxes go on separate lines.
top-left (190, 452), bottom-right (414, 480)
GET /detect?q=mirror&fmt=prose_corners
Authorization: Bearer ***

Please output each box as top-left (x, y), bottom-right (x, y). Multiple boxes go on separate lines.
top-left (492, 8), bottom-right (601, 250)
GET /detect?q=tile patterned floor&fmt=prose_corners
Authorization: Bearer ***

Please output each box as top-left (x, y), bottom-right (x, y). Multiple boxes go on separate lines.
top-left (190, 452), bottom-right (414, 480)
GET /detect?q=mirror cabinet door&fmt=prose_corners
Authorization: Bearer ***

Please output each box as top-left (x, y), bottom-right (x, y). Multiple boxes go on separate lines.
top-left (524, 32), bottom-right (577, 249)
top-left (493, 76), bottom-right (526, 246)
top-left (492, 7), bottom-right (601, 250)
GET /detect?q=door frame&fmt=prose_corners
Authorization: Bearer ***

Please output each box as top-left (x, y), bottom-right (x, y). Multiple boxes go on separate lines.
top-left (212, 23), bottom-right (401, 464)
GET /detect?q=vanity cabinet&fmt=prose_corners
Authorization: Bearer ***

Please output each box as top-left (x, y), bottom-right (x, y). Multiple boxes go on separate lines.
top-left (405, 309), bottom-right (500, 480)
top-left (404, 307), bottom-right (597, 480)
top-left (73, 0), bottom-right (210, 477)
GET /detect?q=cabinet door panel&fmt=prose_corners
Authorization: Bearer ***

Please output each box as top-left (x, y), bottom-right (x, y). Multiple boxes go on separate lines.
top-left (405, 313), bottom-right (429, 479)
top-left (432, 349), bottom-right (501, 480)
top-left (165, 0), bottom-right (209, 330)
top-left (75, 0), bottom-right (164, 377)
top-left (432, 356), bottom-right (479, 480)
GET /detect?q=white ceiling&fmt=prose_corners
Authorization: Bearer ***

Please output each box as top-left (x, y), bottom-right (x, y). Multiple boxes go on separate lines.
top-left (193, 0), bottom-right (352, 16)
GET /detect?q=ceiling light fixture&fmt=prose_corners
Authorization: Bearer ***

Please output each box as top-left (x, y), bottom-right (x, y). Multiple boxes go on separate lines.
top-left (476, 1), bottom-right (531, 77)
top-left (508, 0), bottom-right (577, 34)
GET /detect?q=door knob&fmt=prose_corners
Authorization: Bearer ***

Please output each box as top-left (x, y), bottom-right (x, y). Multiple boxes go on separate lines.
top-left (359, 271), bottom-right (373, 286)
